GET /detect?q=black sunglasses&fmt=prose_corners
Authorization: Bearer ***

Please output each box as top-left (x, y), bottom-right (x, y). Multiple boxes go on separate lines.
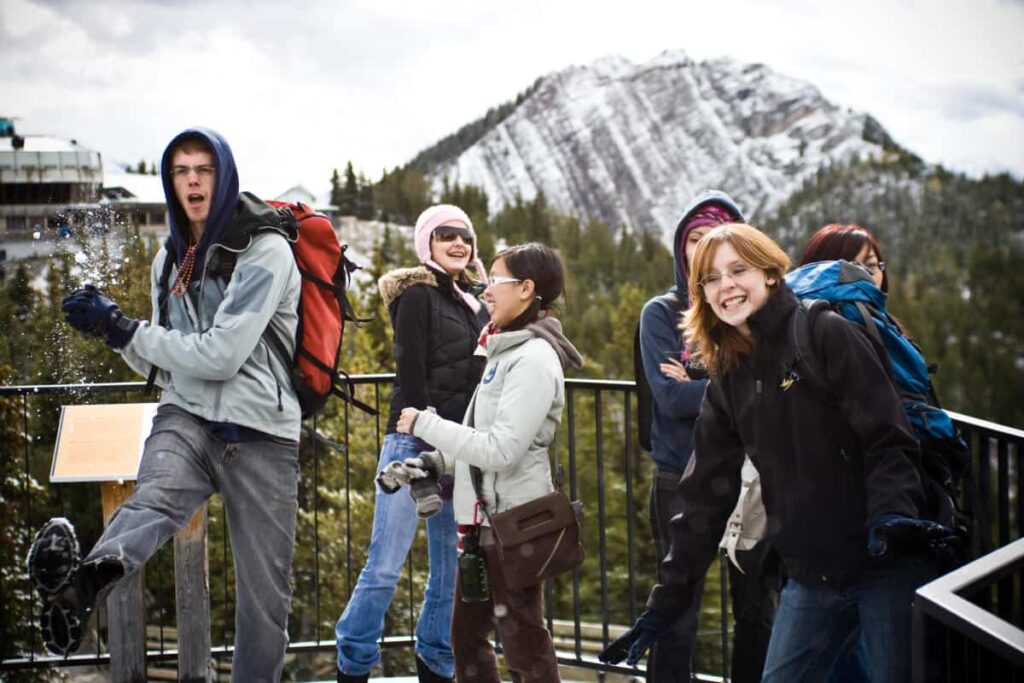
top-left (433, 225), bottom-right (474, 245)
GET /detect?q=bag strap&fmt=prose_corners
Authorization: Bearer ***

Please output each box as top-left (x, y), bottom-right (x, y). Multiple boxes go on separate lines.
top-left (145, 244), bottom-right (177, 395)
top-left (462, 387), bottom-right (490, 528)
top-left (789, 299), bottom-right (834, 405)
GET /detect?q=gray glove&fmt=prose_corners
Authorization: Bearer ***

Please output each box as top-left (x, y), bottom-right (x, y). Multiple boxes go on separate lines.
top-left (376, 461), bottom-right (411, 494)
top-left (403, 451), bottom-right (445, 479)
top-left (404, 451), bottom-right (445, 519)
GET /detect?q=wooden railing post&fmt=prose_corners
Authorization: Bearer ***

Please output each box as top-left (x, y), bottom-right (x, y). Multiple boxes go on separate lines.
top-left (174, 505), bottom-right (211, 681)
top-left (100, 481), bottom-right (146, 683)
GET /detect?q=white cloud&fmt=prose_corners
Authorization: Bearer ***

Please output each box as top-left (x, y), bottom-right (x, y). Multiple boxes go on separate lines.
top-left (2, 0), bottom-right (1022, 200)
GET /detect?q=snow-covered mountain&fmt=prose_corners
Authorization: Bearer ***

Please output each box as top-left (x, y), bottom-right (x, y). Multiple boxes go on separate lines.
top-left (416, 50), bottom-right (899, 237)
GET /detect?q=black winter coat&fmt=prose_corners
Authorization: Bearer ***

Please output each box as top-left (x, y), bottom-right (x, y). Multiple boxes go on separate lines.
top-left (648, 284), bottom-right (924, 615)
top-left (379, 266), bottom-right (489, 433)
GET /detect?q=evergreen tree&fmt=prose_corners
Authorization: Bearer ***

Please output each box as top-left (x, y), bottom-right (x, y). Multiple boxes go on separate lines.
top-left (356, 172), bottom-right (375, 220)
top-left (339, 161), bottom-right (359, 216)
top-left (330, 167), bottom-right (343, 208)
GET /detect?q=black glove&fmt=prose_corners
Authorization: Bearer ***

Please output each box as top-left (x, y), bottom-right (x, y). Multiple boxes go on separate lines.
top-left (597, 609), bottom-right (672, 665)
top-left (61, 285), bottom-right (139, 349)
top-left (867, 514), bottom-right (965, 562)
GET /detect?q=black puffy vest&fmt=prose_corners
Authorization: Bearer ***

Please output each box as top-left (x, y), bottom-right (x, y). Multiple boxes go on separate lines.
top-left (386, 274), bottom-right (488, 433)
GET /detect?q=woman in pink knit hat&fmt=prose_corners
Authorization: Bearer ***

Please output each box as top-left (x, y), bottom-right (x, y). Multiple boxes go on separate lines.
top-left (335, 204), bottom-right (489, 683)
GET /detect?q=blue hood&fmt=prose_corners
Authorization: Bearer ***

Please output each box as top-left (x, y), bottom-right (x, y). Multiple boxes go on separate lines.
top-left (160, 127), bottom-right (240, 272)
top-left (671, 190), bottom-right (745, 297)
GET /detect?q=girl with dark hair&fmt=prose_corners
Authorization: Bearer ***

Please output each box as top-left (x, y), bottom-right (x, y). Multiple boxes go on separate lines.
top-left (800, 223), bottom-right (888, 291)
top-left (799, 222), bottom-right (895, 683)
top-left (602, 224), bottom-right (940, 682)
top-left (396, 242), bottom-right (582, 683)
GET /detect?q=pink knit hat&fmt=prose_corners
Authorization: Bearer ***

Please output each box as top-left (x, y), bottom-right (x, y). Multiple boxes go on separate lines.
top-left (413, 204), bottom-right (488, 312)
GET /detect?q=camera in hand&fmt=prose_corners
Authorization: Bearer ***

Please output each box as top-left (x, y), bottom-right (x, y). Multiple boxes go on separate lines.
top-left (458, 531), bottom-right (490, 602)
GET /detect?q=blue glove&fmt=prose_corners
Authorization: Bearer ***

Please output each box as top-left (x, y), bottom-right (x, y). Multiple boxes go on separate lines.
top-left (867, 513), bottom-right (965, 560)
top-left (597, 609), bottom-right (672, 665)
top-left (61, 285), bottom-right (139, 349)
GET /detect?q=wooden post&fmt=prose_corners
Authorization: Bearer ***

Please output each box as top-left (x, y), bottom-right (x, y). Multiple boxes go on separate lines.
top-left (100, 481), bottom-right (147, 683)
top-left (174, 505), bottom-right (211, 682)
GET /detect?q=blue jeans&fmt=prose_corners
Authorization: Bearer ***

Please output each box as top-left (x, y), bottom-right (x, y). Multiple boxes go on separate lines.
top-left (335, 433), bottom-right (458, 677)
top-left (86, 404), bottom-right (300, 683)
top-left (762, 558), bottom-right (936, 683)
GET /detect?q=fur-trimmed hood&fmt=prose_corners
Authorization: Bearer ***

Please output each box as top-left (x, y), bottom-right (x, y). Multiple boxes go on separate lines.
top-left (378, 266), bottom-right (440, 309)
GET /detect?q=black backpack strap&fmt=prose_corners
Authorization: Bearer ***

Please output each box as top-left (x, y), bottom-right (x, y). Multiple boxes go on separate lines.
top-left (634, 321), bottom-right (653, 452)
top-left (145, 246), bottom-right (177, 395)
top-left (789, 299), bottom-right (834, 405)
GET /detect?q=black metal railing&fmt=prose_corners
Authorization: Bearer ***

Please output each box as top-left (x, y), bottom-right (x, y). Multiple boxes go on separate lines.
top-left (912, 411), bottom-right (1024, 683)
top-left (1, 381), bottom-right (1021, 681)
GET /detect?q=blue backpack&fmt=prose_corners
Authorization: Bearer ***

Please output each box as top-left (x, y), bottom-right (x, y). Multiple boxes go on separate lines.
top-left (784, 260), bottom-right (970, 528)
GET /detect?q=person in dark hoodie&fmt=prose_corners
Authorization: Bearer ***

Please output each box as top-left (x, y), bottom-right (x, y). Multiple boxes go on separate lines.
top-left (27, 128), bottom-right (302, 681)
top-left (635, 190), bottom-right (774, 682)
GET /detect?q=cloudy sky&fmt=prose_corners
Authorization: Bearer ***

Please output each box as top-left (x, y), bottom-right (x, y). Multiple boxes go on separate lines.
top-left (2, 0), bottom-right (1022, 200)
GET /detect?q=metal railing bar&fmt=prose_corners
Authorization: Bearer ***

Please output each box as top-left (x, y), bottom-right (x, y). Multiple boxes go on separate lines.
top-left (624, 390), bottom-right (637, 625)
top-left (313, 411), bottom-right (322, 645)
top-left (915, 538), bottom-right (1024, 666)
top-left (594, 389), bottom-right (611, 654)
top-left (947, 410), bottom-right (1024, 441)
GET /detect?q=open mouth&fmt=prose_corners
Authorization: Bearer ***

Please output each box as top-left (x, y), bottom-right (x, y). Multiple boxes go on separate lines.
top-left (187, 193), bottom-right (205, 208)
top-left (721, 295), bottom-right (747, 311)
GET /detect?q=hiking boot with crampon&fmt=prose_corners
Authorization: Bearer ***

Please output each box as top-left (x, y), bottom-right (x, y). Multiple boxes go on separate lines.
top-left (26, 517), bottom-right (96, 656)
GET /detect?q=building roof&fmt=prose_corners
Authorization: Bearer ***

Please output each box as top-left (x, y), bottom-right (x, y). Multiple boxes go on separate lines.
top-left (101, 170), bottom-right (166, 205)
top-left (0, 134), bottom-right (93, 153)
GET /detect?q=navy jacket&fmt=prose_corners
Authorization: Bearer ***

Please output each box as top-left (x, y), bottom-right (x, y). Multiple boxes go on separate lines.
top-left (638, 190), bottom-right (745, 473)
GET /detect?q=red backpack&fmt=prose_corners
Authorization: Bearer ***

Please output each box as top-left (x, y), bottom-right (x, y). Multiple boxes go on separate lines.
top-left (264, 200), bottom-right (374, 416)
top-left (148, 199), bottom-right (375, 418)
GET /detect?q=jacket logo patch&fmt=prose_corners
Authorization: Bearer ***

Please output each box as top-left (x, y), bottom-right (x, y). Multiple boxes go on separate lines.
top-left (483, 363), bottom-right (497, 384)
top-left (780, 368), bottom-right (801, 391)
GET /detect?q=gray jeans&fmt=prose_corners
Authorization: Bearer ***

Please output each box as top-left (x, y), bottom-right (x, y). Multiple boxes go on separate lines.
top-left (85, 404), bottom-right (300, 683)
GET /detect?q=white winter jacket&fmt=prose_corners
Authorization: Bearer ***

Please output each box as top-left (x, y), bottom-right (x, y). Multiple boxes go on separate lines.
top-left (412, 318), bottom-right (582, 525)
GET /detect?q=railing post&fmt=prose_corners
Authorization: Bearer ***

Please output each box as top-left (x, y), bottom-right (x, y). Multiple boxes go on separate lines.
top-left (174, 505), bottom-right (211, 682)
top-left (101, 481), bottom-right (147, 683)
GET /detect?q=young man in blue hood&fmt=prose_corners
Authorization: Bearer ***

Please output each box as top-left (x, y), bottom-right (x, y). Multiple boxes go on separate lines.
top-left (634, 190), bottom-right (774, 682)
top-left (27, 128), bottom-right (302, 681)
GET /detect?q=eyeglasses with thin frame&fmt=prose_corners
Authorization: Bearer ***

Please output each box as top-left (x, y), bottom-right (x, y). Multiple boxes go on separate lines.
top-left (432, 225), bottom-right (474, 246)
top-left (488, 276), bottom-right (523, 287)
top-left (170, 165), bottom-right (217, 178)
top-left (855, 260), bottom-right (886, 275)
top-left (698, 264), bottom-right (758, 292)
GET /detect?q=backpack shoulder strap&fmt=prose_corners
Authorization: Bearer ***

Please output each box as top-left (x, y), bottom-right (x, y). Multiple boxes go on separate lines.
top-left (789, 299), bottom-right (833, 404)
top-left (852, 300), bottom-right (884, 349)
top-left (633, 320), bottom-right (653, 452)
top-left (146, 244), bottom-right (177, 394)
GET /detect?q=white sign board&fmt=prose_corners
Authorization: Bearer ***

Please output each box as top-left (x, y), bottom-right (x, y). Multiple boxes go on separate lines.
top-left (51, 403), bottom-right (158, 483)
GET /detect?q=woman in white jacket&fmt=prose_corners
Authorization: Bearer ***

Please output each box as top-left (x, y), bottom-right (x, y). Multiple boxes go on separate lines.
top-left (397, 242), bottom-right (582, 683)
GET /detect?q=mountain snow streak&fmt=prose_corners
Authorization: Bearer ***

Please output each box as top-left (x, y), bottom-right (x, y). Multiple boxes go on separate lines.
top-left (424, 50), bottom-right (894, 238)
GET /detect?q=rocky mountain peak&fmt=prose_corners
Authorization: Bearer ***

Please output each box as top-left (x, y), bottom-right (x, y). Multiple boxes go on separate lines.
top-left (416, 51), bottom-right (899, 238)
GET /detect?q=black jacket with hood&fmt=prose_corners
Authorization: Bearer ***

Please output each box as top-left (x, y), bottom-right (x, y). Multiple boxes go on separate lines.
top-left (647, 283), bottom-right (925, 615)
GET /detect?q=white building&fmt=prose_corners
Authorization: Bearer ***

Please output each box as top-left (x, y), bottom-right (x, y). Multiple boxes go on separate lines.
top-left (0, 117), bottom-right (103, 236)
